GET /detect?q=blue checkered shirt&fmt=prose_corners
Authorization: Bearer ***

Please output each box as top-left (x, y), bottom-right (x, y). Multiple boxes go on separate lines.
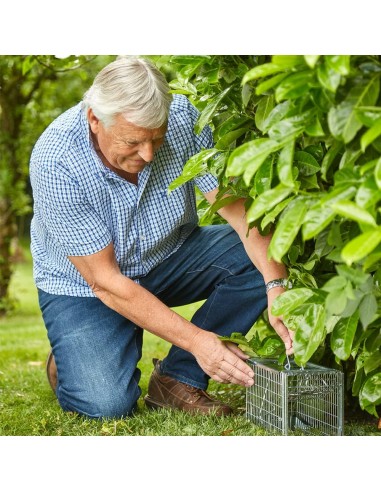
top-left (30, 94), bottom-right (218, 297)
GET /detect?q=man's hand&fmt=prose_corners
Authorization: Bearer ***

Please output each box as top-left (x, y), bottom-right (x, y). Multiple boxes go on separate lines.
top-left (189, 330), bottom-right (255, 387)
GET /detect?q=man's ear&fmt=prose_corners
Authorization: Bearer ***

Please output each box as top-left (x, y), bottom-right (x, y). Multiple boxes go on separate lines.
top-left (87, 108), bottom-right (100, 134)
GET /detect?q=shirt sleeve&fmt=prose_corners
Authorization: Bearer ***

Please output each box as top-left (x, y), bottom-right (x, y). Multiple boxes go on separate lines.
top-left (37, 165), bottom-right (112, 257)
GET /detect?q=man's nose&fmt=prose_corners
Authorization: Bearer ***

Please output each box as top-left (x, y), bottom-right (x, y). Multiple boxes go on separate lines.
top-left (138, 141), bottom-right (154, 162)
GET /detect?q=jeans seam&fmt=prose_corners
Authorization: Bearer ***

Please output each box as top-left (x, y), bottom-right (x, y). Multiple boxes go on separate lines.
top-left (185, 264), bottom-right (236, 276)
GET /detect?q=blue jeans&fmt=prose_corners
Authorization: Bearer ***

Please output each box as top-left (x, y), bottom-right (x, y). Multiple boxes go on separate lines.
top-left (38, 225), bottom-right (267, 418)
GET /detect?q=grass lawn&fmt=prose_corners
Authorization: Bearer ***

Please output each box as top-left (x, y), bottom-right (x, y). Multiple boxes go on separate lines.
top-left (0, 243), bottom-right (380, 437)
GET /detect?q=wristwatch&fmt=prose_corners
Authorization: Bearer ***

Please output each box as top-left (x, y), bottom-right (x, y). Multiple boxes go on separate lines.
top-left (265, 278), bottom-right (292, 294)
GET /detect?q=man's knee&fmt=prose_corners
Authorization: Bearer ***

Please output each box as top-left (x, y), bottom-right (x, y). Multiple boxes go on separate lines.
top-left (58, 384), bottom-right (141, 419)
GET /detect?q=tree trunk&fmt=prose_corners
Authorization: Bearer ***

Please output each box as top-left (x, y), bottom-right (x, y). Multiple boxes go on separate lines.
top-left (0, 69), bottom-right (23, 315)
top-left (0, 199), bottom-right (17, 315)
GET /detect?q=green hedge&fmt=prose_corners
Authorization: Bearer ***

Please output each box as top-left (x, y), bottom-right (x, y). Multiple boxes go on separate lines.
top-left (163, 54), bottom-right (381, 418)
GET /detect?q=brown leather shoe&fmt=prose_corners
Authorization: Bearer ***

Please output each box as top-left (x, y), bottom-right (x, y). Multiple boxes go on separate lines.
top-left (46, 350), bottom-right (57, 393)
top-left (144, 359), bottom-right (232, 416)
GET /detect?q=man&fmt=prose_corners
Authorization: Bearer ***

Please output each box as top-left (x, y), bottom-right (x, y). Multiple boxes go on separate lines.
top-left (30, 56), bottom-right (293, 419)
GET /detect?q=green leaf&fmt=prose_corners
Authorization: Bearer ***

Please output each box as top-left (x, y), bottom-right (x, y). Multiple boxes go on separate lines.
top-left (374, 157), bottom-right (381, 189)
top-left (341, 228), bottom-right (381, 265)
top-left (255, 73), bottom-right (289, 96)
top-left (360, 117), bottom-right (381, 151)
top-left (268, 198), bottom-right (309, 262)
top-left (321, 141), bottom-right (344, 181)
top-left (364, 250), bottom-right (381, 271)
top-left (170, 55), bottom-right (211, 65)
top-left (305, 115), bottom-right (325, 137)
top-left (261, 100), bottom-right (294, 133)
top-left (271, 288), bottom-right (315, 316)
top-left (218, 332), bottom-right (285, 358)
top-left (325, 222), bottom-right (343, 249)
top-left (330, 313), bottom-right (359, 360)
top-left (365, 329), bottom-right (381, 353)
top-left (352, 366), bottom-right (365, 397)
top-left (242, 83), bottom-right (253, 108)
top-left (328, 102), bottom-right (357, 143)
top-left (302, 206), bottom-right (336, 240)
top-left (205, 67), bottom-right (220, 84)
top-left (275, 71), bottom-right (314, 102)
top-left (242, 63), bottom-right (287, 85)
top-left (202, 195), bottom-right (243, 222)
top-left (226, 138), bottom-right (280, 185)
top-left (304, 144), bottom-right (324, 162)
top-left (359, 294), bottom-right (378, 329)
top-left (339, 148), bottom-right (362, 169)
top-left (317, 63), bottom-right (341, 92)
top-left (359, 159), bottom-right (379, 175)
top-left (303, 186), bottom-right (357, 240)
top-left (247, 185), bottom-right (294, 223)
top-left (194, 87), bottom-right (231, 134)
top-left (335, 167), bottom-right (361, 186)
top-left (215, 128), bottom-right (248, 150)
top-left (218, 332), bottom-right (256, 356)
top-left (355, 106), bottom-right (381, 127)
top-left (304, 55), bottom-right (320, 68)
top-left (294, 150), bottom-right (320, 176)
top-left (254, 156), bottom-right (273, 195)
top-left (340, 292), bottom-right (364, 318)
top-left (168, 148), bottom-right (219, 192)
top-left (214, 114), bottom-right (251, 140)
top-left (267, 110), bottom-right (314, 141)
top-left (325, 290), bottom-right (348, 316)
top-left (293, 304), bottom-right (326, 366)
top-left (326, 315), bottom-right (341, 334)
top-left (261, 197), bottom-right (293, 229)
top-left (272, 55), bottom-right (306, 67)
top-left (329, 200), bottom-right (377, 227)
top-left (335, 265), bottom-right (370, 286)
top-left (22, 55), bottom-right (37, 75)
top-left (168, 80), bottom-right (198, 96)
top-left (364, 350), bottom-right (381, 375)
top-left (322, 275), bottom-right (348, 293)
top-left (325, 55), bottom-right (351, 75)
top-left (328, 76), bottom-right (380, 143)
top-left (300, 174), bottom-right (319, 190)
top-left (255, 336), bottom-right (284, 357)
top-left (357, 173), bottom-right (381, 208)
top-left (359, 372), bottom-right (381, 416)
top-left (359, 276), bottom-right (374, 294)
top-left (277, 140), bottom-right (295, 187)
top-left (255, 94), bottom-right (275, 132)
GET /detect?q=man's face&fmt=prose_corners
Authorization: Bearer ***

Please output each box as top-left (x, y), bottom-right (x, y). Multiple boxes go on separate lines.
top-left (88, 109), bottom-right (167, 175)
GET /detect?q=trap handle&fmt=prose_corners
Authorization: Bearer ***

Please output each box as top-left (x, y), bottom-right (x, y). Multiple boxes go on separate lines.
top-left (284, 355), bottom-right (304, 371)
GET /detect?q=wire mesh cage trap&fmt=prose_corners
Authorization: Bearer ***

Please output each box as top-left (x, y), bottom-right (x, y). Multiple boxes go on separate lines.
top-left (246, 358), bottom-right (344, 436)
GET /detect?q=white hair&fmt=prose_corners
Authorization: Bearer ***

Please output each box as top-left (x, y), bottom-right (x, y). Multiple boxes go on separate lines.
top-left (83, 56), bottom-right (173, 128)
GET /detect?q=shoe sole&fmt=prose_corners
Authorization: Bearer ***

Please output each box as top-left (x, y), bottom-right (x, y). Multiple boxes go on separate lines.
top-left (144, 395), bottom-right (232, 416)
top-left (144, 395), bottom-right (173, 411)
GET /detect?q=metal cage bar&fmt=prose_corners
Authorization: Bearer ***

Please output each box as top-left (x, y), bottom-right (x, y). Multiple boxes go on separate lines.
top-left (246, 358), bottom-right (344, 436)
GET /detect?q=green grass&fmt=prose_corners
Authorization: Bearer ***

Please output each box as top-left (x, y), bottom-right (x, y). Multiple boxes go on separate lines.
top-left (0, 245), bottom-right (380, 436)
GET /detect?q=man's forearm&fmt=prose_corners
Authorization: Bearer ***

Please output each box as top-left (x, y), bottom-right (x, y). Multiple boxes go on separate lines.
top-left (238, 226), bottom-right (288, 283)
top-left (69, 249), bottom-right (202, 352)
top-left (94, 275), bottom-right (205, 351)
